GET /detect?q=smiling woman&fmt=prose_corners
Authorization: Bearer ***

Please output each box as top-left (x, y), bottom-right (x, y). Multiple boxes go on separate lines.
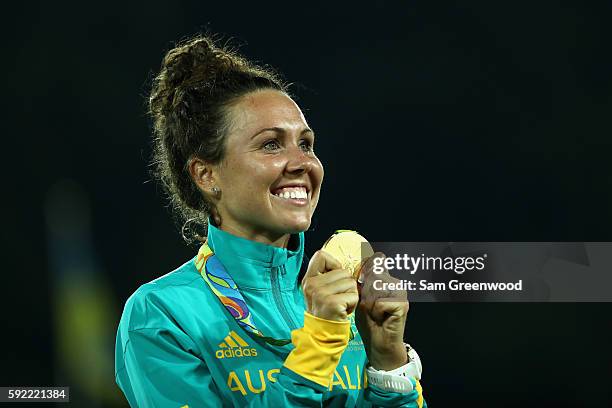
top-left (188, 89), bottom-right (323, 247)
top-left (114, 34), bottom-right (426, 407)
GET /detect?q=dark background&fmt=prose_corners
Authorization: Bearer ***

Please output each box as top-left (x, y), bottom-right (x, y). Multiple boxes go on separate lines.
top-left (3, 0), bottom-right (611, 406)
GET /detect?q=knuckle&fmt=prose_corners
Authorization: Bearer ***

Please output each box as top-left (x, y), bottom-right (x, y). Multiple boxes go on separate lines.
top-left (346, 279), bottom-right (358, 291)
top-left (302, 282), bottom-right (312, 297)
top-left (319, 298), bottom-right (333, 310)
top-left (309, 289), bottom-right (319, 302)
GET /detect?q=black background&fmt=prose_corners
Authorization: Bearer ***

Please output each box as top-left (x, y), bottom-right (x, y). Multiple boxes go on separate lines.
top-left (3, 1), bottom-right (611, 406)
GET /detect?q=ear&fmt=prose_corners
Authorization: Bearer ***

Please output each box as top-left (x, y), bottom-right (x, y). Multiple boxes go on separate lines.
top-left (188, 156), bottom-right (217, 195)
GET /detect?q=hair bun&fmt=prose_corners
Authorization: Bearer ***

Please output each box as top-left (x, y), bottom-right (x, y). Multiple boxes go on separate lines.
top-left (164, 38), bottom-right (217, 87)
top-left (150, 36), bottom-right (256, 120)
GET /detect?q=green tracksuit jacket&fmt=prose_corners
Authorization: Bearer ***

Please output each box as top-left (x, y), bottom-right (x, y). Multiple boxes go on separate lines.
top-left (115, 223), bottom-right (426, 407)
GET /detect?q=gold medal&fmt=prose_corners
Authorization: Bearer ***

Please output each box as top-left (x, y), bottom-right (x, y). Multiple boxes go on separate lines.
top-left (322, 230), bottom-right (374, 282)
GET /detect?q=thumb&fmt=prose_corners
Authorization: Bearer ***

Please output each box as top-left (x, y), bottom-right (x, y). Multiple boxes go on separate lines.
top-left (304, 249), bottom-right (343, 280)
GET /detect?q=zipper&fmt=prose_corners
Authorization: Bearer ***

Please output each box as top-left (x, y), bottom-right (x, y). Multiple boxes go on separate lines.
top-left (271, 265), bottom-right (298, 330)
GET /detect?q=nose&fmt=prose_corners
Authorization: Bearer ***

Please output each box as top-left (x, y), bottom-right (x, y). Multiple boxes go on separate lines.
top-left (285, 145), bottom-right (314, 175)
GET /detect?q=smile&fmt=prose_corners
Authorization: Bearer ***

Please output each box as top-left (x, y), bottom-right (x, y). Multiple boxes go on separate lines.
top-left (271, 186), bottom-right (309, 206)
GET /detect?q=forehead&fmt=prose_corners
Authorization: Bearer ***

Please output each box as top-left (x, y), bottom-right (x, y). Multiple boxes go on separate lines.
top-left (226, 89), bottom-right (308, 136)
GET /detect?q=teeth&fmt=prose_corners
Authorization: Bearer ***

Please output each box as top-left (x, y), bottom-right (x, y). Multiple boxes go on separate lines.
top-left (273, 187), bottom-right (308, 199)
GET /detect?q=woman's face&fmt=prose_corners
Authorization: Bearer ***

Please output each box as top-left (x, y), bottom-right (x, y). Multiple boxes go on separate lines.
top-left (212, 89), bottom-right (323, 246)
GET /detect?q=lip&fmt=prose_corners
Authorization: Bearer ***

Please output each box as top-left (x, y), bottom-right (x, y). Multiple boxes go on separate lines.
top-left (269, 184), bottom-right (311, 207)
top-left (270, 183), bottom-right (311, 195)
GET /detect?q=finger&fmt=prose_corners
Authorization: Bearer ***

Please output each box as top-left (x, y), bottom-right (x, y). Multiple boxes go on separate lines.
top-left (360, 261), bottom-right (406, 301)
top-left (311, 268), bottom-right (354, 286)
top-left (370, 299), bottom-right (409, 322)
top-left (359, 252), bottom-right (387, 280)
top-left (315, 277), bottom-right (358, 297)
top-left (304, 249), bottom-right (343, 279)
top-left (302, 270), bottom-right (353, 304)
top-left (328, 292), bottom-right (360, 314)
top-left (358, 255), bottom-right (385, 299)
top-left (362, 284), bottom-right (407, 305)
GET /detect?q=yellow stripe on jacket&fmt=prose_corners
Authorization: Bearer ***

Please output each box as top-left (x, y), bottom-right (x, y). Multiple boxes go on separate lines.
top-left (283, 312), bottom-right (351, 387)
top-left (416, 379), bottom-right (424, 408)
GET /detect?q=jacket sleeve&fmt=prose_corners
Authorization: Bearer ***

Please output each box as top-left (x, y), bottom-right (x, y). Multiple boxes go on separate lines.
top-left (115, 293), bottom-right (353, 407)
top-left (364, 380), bottom-right (427, 408)
top-left (117, 326), bottom-right (224, 407)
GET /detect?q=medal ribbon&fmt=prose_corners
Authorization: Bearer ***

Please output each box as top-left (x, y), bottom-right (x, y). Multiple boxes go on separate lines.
top-left (195, 243), bottom-right (292, 346)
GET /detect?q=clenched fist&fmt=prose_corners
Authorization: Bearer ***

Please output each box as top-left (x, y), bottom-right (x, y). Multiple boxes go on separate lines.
top-left (301, 250), bottom-right (359, 322)
top-left (356, 252), bottom-right (410, 370)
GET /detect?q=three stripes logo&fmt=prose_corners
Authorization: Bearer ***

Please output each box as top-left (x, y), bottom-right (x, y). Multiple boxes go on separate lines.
top-left (215, 331), bottom-right (258, 359)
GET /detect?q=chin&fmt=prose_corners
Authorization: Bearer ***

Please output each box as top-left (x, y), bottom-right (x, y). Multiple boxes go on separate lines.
top-left (279, 217), bottom-right (311, 234)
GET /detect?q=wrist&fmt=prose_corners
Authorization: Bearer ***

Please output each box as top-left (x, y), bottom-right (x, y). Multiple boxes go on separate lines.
top-left (365, 343), bottom-right (423, 394)
top-left (368, 342), bottom-right (408, 371)
top-left (310, 304), bottom-right (350, 322)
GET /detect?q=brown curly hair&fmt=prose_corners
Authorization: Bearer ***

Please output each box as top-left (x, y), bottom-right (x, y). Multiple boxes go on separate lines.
top-left (148, 35), bottom-right (287, 243)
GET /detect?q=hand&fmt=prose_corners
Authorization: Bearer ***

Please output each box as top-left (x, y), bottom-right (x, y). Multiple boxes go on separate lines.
top-left (356, 253), bottom-right (409, 370)
top-left (301, 250), bottom-right (359, 322)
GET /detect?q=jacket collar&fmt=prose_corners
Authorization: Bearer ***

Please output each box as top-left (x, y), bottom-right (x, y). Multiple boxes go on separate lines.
top-left (203, 221), bottom-right (304, 290)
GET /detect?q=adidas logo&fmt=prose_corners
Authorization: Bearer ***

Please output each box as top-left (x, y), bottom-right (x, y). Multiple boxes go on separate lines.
top-left (215, 331), bottom-right (258, 359)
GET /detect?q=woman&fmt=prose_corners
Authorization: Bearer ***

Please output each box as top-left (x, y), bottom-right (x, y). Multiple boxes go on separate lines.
top-left (115, 35), bottom-right (426, 407)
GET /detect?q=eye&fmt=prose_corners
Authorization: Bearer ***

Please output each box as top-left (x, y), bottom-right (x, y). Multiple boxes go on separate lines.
top-left (262, 139), bottom-right (281, 151)
top-left (299, 139), bottom-right (313, 152)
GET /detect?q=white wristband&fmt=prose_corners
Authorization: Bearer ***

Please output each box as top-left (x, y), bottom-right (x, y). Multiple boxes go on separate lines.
top-left (365, 344), bottom-right (422, 394)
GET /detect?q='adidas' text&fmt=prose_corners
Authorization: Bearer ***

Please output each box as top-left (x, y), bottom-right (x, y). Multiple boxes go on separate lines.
top-left (216, 331), bottom-right (258, 359)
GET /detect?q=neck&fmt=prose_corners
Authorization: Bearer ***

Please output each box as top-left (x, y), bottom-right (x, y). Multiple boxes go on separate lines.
top-left (218, 223), bottom-right (291, 248)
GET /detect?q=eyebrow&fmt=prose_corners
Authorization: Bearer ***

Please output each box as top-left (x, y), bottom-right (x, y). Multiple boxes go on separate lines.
top-left (250, 127), bottom-right (315, 140)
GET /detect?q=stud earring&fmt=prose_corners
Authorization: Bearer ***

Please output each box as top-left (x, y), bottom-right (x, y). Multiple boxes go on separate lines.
top-left (211, 186), bottom-right (220, 196)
